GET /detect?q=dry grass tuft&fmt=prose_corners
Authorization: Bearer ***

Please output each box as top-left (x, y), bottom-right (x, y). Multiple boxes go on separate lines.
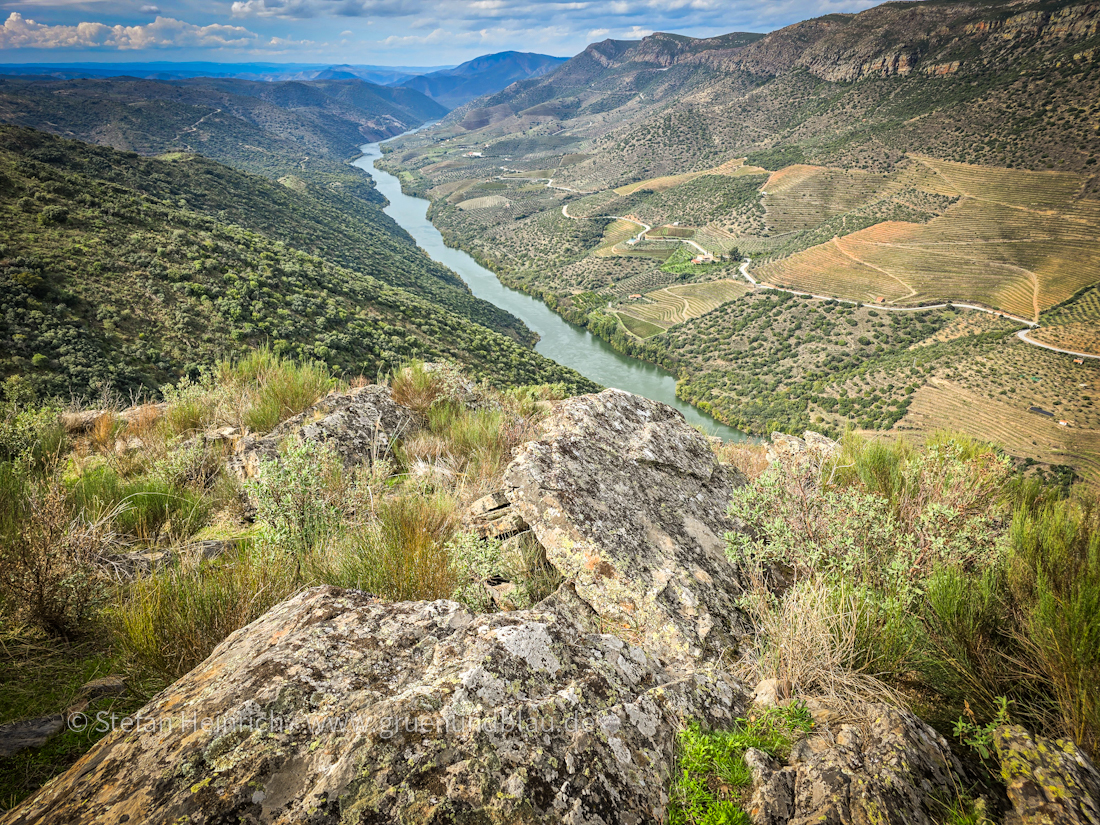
top-left (736, 576), bottom-right (903, 715)
top-left (715, 442), bottom-right (770, 480)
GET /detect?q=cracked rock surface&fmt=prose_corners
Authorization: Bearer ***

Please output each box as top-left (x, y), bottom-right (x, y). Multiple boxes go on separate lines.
top-left (2, 587), bottom-right (741, 825)
top-left (504, 388), bottom-right (751, 663)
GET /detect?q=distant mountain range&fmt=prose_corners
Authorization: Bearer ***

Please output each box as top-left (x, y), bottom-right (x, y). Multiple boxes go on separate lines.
top-left (394, 52), bottom-right (569, 109)
top-left (0, 62), bottom-right (453, 87)
top-left (0, 50), bottom-right (570, 110)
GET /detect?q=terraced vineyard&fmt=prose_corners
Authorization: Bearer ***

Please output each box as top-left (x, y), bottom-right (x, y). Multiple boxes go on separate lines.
top-left (616, 312), bottom-right (665, 338)
top-left (756, 160), bottom-right (1100, 318)
top-left (757, 237), bottom-right (915, 303)
top-left (613, 158), bottom-right (760, 196)
top-left (1033, 283), bottom-right (1100, 355)
top-left (617, 280), bottom-right (749, 332)
top-left (903, 380), bottom-right (1100, 486)
top-left (763, 166), bottom-right (893, 234)
top-left (595, 219), bottom-right (641, 257)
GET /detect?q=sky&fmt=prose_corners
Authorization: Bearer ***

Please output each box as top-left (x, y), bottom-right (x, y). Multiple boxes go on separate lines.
top-left (0, 0), bottom-right (884, 66)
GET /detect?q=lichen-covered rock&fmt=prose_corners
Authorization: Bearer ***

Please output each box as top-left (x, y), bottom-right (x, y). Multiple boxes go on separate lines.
top-left (503, 389), bottom-right (749, 664)
top-left (748, 705), bottom-right (969, 825)
top-left (227, 385), bottom-right (420, 479)
top-left (765, 430), bottom-right (839, 466)
top-left (994, 724), bottom-right (1100, 825)
top-left (3, 586), bottom-right (742, 825)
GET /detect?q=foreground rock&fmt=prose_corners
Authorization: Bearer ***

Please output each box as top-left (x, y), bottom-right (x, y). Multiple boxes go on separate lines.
top-left (747, 705), bottom-right (969, 825)
top-left (3, 587), bottom-right (740, 825)
top-left (995, 724), bottom-right (1100, 825)
top-left (227, 385), bottom-right (420, 479)
top-left (504, 389), bottom-right (750, 663)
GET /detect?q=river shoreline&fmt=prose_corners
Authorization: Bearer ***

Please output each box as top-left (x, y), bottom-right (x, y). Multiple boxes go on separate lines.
top-left (354, 138), bottom-right (754, 443)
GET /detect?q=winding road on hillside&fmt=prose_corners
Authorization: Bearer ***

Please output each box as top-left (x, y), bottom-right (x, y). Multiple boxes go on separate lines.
top-left (1016, 330), bottom-right (1100, 360)
top-left (564, 200), bottom-right (1100, 361)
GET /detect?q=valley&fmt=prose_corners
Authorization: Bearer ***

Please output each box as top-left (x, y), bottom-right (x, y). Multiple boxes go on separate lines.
top-left (380, 0), bottom-right (1100, 484)
top-left (3, 1), bottom-right (1100, 820)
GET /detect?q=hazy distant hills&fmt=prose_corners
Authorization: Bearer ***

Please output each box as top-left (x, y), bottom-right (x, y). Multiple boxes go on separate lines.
top-left (0, 52), bottom-right (571, 109)
top-left (0, 62), bottom-right (452, 86)
top-left (0, 75), bottom-right (446, 186)
top-left (397, 52), bottom-right (569, 109)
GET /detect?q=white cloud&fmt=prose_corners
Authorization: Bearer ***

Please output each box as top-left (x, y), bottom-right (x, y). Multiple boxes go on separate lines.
top-left (139, 4), bottom-right (160, 12)
top-left (0, 10), bottom-right (265, 48)
top-left (231, 0), bottom-right (408, 18)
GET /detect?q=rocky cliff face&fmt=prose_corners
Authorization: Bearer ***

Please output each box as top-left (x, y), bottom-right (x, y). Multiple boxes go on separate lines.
top-left (566, 2), bottom-right (1100, 83)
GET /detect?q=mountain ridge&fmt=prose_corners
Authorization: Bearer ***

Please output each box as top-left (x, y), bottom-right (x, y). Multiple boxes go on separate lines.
top-left (395, 51), bottom-right (569, 109)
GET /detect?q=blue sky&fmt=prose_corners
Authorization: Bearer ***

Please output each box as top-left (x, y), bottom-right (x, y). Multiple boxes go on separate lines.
top-left (0, 0), bottom-right (882, 65)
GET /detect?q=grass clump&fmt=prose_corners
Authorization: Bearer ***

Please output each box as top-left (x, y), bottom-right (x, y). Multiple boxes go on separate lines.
top-left (393, 361), bottom-right (543, 495)
top-left (669, 704), bottom-right (813, 825)
top-left (161, 346), bottom-right (334, 438)
top-left (111, 544), bottom-right (295, 680)
top-left (316, 487), bottom-right (460, 601)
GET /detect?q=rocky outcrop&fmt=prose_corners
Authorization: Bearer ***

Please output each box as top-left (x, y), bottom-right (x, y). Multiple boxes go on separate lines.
top-left (504, 389), bottom-right (749, 664)
top-left (3, 586), bottom-right (741, 825)
top-left (747, 705), bottom-right (969, 825)
top-left (227, 385), bottom-right (419, 480)
top-left (714, 1), bottom-right (1100, 81)
top-left (765, 430), bottom-right (840, 467)
top-left (994, 724), bottom-right (1100, 825)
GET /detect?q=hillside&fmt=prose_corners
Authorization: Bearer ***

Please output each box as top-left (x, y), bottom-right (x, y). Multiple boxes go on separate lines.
top-left (380, 0), bottom-right (1100, 482)
top-left (397, 51), bottom-right (569, 109)
top-left (0, 126), bottom-right (597, 401)
top-left (0, 75), bottom-right (447, 188)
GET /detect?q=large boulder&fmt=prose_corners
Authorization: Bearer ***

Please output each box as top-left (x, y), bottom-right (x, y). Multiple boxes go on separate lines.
top-left (503, 389), bottom-right (750, 664)
top-left (3, 586), bottom-right (741, 825)
top-left (747, 705), bottom-right (970, 825)
top-left (227, 385), bottom-right (420, 479)
top-left (994, 724), bottom-right (1100, 825)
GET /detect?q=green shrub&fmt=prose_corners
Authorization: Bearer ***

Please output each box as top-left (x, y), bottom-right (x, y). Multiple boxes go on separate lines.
top-left (0, 473), bottom-right (111, 637)
top-left (38, 206), bottom-right (68, 225)
top-left (248, 440), bottom-right (348, 562)
top-left (669, 705), bottom-right (813, 825)
top-left (161, 374), bottom-right (228, 436)
top-left (0, 403), bottom-right (67, 473)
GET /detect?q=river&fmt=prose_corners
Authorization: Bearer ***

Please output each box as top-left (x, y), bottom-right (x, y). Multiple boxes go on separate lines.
top-left (354, 140), bottom-right (751, 442)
